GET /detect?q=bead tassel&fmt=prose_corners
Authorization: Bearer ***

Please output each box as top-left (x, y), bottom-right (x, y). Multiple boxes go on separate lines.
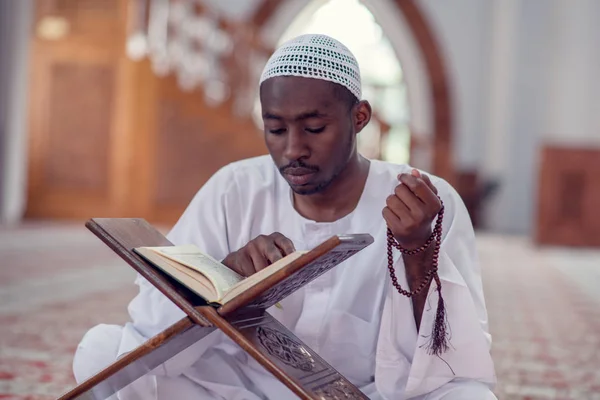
top-left (386, 199), bottom-right (450, 356)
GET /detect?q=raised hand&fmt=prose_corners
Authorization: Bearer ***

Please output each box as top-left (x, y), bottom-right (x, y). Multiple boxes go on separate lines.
top-left (222, 232), bottom-right (296, 277)
top-left (382, 169), bottom-right (442, 250)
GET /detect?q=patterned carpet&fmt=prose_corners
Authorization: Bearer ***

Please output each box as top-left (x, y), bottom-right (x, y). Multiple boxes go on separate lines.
top-left (0, 223), bottom-right (599, 399)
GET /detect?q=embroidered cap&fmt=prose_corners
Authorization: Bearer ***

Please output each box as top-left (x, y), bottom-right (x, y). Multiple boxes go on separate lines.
top-left (259, 34), bottom-right (362, 100)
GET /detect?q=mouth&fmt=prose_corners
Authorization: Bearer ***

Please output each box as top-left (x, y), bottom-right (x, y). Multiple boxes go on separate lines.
top-left (283, 168), bottom-right (317, 186)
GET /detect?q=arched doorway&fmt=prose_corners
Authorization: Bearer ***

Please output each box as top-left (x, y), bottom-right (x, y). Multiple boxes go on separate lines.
top-left (276, 0), bottom-right (411, 164)
top-left (257, 0), bottom-right (454, 183)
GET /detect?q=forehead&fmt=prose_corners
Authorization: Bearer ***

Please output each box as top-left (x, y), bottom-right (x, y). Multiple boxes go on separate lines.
top-left (260, 76), bottom-right (341, 115)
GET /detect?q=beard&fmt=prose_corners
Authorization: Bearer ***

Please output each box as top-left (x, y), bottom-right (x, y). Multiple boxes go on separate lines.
top-left (283, 133), bottom-right (355, 196)
top-left (289, 172), bottom-right (339, 195)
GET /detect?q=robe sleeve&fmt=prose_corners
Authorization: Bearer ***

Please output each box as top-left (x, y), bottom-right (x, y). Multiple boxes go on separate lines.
top-left (117, 165), bottom-right (240, 374)
top-left (375, 178), bottom-right (496, 399)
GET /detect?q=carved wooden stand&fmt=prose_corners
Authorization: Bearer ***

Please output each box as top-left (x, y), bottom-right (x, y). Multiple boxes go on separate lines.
top-left (57, 219), bottom-right (371, 400)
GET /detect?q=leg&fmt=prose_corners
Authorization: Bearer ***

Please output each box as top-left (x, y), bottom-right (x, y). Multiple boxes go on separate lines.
top-left (72, 324), bottom-right (123, 400)
top-left (71, 324), bottom-right (278, 400)
top-left (156, 375), bottom-right (219, 399)
top-left (113, 375), bottom-right (220, 400)
top-left (73, 324), bottom-right (123, 383)
top-left (69, 320), bottom-right (217, 400)
top-left (422, 379), bottom-right (497, 400)
top-left (117, 339), bottom-right (288, 400)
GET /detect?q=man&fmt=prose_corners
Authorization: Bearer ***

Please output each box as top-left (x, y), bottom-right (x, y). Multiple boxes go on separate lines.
top-left (73, 34), bottom-right (496, 399)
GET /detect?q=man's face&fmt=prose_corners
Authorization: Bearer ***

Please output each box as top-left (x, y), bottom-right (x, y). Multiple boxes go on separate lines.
top-left (260, 76), bottom-right (365, 195)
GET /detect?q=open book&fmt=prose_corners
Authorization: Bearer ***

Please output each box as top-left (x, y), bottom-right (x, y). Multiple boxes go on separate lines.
top-left (134, 234), bottom-right (373, 308)
top-left (135, 245), bottom-right (307, 305)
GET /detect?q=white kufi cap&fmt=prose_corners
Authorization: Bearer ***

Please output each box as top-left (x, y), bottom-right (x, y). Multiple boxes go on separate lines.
top-left (259, 34), bottom-right (362, 100)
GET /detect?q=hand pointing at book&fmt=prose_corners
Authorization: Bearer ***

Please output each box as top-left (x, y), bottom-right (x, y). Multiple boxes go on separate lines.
top-left (222, 232), bottom-right (296, 277)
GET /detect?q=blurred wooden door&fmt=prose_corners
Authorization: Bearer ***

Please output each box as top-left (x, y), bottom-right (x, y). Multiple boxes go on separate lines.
top-left (26, 0), bottom-right (135, 219)
top-left (25, 0), bottom-right (268, 224)
top-left (536, 146), bottom-right (600, 247)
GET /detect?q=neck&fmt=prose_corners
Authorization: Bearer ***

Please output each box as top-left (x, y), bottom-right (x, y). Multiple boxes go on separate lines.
top-left (292, 155), bottom-right (370, 223)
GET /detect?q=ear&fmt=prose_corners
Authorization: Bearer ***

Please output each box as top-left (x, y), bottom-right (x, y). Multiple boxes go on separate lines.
top-left (353, 100), bottom-right (372, 134)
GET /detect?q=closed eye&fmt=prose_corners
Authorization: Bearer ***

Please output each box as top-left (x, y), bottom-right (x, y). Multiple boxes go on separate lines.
top-left (269, 128), bottom-right (286, 135)
top-left (306, 126), bottom-right (325, 134)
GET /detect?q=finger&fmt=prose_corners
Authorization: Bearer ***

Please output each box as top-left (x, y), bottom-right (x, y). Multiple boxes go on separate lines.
top-left (265, 241), bottom-right (285, 264)
top-left (418, 172), bottom-right (438, 195)
top-left (411, 168), bottom-right (438, 195)
top-left (270, 232), bottom-right (296, 255)
top-left (386, 193), bottom-right (413, 223)
top-left (246, 244), bottom-right (269, 272)
top-left (236, 253), bottom-right (257, 277)
top-left (255, 235), bottom-right (285, 264)
top-left (382, 207), bottom-right (406, 237)
top-left (394, 182), bottom-right (424, 214)
top-left (399, 173), bottom-right (439, 208)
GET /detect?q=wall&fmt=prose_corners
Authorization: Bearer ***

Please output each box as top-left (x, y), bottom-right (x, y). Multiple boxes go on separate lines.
top-left (0, 0), bottom-right (33, 225)
top-left (533, 0), bottom-right (600, 246)
top-left (420, 0), bottom-right (599, 235)
top-left (544, 0), bottom-right (600, 146)
top-left (418, 0), bottom-right (492, 171)
top-left (482, 0), bottom-right (600, 235)
top-left (481, 0), bottom-right (554, 234)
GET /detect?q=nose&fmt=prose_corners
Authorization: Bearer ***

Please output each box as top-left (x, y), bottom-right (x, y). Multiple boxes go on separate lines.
top-left (284, 129), bottom-right (310, 161)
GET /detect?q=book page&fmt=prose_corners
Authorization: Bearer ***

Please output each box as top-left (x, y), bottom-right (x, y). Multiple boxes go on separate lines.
top-left (220, 250), bottom-right (308, 304)
top-left (134, 247), bottom-right (219, 302)
top-left (144, 245), bottom-right (244, 301)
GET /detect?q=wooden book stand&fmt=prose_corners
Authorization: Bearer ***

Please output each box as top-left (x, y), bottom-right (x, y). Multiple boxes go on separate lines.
top-left (57, 218), bottom-right (372, 400)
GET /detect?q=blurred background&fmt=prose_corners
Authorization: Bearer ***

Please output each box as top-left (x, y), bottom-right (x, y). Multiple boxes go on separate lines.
top-left (0, 0), bottom-right (599, 398)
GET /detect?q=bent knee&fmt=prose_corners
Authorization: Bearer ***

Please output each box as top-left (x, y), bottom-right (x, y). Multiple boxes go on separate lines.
top-left (427, 379), bottom-right (497, 400)
top-left (73, 324), bottom-right (123, 383)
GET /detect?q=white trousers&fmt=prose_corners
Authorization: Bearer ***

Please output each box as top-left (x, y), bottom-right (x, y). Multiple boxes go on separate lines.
top-left (73, 324), bottom-right (497, 400)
